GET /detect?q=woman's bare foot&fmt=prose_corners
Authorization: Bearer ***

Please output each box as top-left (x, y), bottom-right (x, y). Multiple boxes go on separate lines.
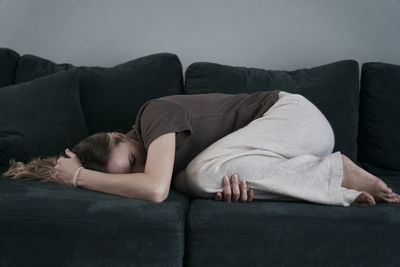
top-left (351, 191), bottom-right (376, 206)
top-left (340, 154), bottom-right (400, 204)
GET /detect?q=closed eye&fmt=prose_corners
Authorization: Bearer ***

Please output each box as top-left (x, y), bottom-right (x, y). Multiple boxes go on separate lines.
top-left (129, 153), bottom-right (136, 166)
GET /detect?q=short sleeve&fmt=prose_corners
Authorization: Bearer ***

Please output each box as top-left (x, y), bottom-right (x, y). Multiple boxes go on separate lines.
top-left (137, 100), bottom-right (192, 151)
top-left (125, 126), bottom-right (139, 141)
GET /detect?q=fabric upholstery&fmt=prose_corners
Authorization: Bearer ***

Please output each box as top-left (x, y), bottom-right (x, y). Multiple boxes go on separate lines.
top-left (14, 53), bottom-right (184, 135)
top-left (1, 51), bottom-right (187, 266)
top-left (185, 60), bottom-right (360, 163)
top-left (0, 47), bottom-right (20, 88)
top-left (0, 169), bottom-right (188, 267)
top-left (358, 62), bottom-right (400, 176)
top-left (15, 54), bottom-right (74, 83)
top-left (185, 175), bottom-right (400, 267)
top-left (0, 70), bottom-right (88, 166)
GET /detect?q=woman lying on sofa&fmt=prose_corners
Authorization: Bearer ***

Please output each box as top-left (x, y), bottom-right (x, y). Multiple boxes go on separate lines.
top-left (4, 90), bottom-right (400, 206)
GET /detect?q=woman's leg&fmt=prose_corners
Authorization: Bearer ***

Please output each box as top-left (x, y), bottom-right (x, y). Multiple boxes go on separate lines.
top-left (341, 153), bottom-right (400, 204)
top-left (174, 91), bottom-right (362, 206)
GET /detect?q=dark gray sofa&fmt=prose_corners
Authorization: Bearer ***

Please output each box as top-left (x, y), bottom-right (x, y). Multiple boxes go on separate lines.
top-left (1, 47), bottom-right (399, 267)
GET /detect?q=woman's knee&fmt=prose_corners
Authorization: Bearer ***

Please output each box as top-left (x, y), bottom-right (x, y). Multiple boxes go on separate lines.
top-left (184, 159), bottom-right (209, 190)
top-left (183, 160), bottom-right (223, 198)
top-left (185, 155), bottom-right (230, 191)
top-left (294, 94), bottom-right (335, 156)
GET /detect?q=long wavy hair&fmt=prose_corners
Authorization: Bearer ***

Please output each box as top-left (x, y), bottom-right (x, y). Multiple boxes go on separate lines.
top-left (2, 132), bottom-right (124, 185)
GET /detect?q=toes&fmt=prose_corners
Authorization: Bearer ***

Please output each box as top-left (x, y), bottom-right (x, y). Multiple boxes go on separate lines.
top-left (386, 193), bottom-right (396, 199)
top-left (367, 195), bottom-right (376, 205)
top-left (378, 181), bottom-right (393, 194)
top-left (376, 179), bottom-right (388, 189)
top-left (372, 180), bottom-right (392, 197)
top-left (381, 194), bottom-right (400, 203)
top-left (375, 186), bottom-right (399, 202)
top-left (385, 192), bottom-right (400, 203)
top-left (385, 187), bottom-right (393, 194)
top-left (352, 192), bottom-right (375, 206)
top-left (363, 192), bottom-right (376, 205)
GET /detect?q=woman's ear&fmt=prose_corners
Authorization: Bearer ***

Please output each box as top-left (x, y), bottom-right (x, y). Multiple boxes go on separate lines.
top-left (111, 132), bottom-right (127, 139)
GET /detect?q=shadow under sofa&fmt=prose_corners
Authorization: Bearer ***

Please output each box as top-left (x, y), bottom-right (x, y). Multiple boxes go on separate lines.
top-left (1, 48), bottom-right (400, 267)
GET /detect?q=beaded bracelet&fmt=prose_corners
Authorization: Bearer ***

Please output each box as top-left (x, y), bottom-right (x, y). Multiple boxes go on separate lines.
top-left (73, 167), bottom-right (84, 188)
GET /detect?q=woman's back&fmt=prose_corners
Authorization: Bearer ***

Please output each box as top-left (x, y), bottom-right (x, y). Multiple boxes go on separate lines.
top-left (127, 90), bottom-right (281, 175)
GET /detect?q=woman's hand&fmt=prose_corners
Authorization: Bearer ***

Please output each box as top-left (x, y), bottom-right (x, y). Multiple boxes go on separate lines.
top-left (214, 174), bottom-right (254, 202)
top-left (54, 149), bottom-right (82, 187)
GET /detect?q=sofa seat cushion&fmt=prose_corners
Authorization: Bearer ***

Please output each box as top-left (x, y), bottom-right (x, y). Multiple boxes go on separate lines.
top-left (14, 53), bottom-right (184, 135)
top-left (358, 62), bottom-right (400, 176)
top-left (0, 169), bottom-right (188, 267)
top-left (185, 60), bottom-right (360, 164)
top-left (0, 48), bottom-right (20, 88)
top-left (185, 176), bottom-right (400, 267)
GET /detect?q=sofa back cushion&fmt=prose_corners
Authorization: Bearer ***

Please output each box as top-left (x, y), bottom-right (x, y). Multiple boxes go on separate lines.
top-left (358, 62), bottom-right (400, 176)
top-left (185, 60), bottom-right (360, 162)
top-left (0, 48), bottom-right (20, 88)
top-left (0, 70), bottom-right (88, 166)
top-left (14, 53), bottom-right (184, 135)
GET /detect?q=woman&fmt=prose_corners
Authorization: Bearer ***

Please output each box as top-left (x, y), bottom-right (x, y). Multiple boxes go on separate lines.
top-left (4, 90), bottom-right (400, 206)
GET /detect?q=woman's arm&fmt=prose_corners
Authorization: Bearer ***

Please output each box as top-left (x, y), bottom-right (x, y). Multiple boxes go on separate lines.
top-left (56, 133), bottom-right (176, 203)
top-left (143, 132), bottom-right (176, 202)
top-left (77, 169), bottom-right (159, 202)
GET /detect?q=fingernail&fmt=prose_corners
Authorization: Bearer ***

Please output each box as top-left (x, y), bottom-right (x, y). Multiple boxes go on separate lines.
top-left (233, 174), bottom-right (238, 178)
top-left (224, 176), bottom-right (228, 181)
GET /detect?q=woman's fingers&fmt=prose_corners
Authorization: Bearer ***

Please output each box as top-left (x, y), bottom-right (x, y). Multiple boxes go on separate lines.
top-left (217, 174), bottom-right (254, 203)
top-left (248, 188), bottom-right (254, 202)
top-left (239, 180), bottom-right (247, 202)
top-left (65, 148), bottom-right (82, 166)
top-left (64, 149), bottom-right (75, 158)
top-left (231, 174), bottom-right (240, 202)
top-left (214, 192), bottom-right (223, 201)
top-left (223, 176), bottom-right (232, 202)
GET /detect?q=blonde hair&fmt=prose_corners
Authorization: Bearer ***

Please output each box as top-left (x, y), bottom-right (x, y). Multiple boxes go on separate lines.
top-left (2, 132), bottom-right (124, 185)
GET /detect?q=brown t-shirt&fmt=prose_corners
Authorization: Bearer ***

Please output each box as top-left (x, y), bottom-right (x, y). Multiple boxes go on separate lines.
top-left (126, 90), bottom-right (281, 176)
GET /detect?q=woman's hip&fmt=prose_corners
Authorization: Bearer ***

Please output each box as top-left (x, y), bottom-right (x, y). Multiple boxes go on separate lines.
top-left (198, 91), bottom-right (336, 160)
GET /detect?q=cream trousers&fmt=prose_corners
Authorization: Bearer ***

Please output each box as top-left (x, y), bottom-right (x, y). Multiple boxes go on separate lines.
top-left (173, 91), bottom-right (362, 206)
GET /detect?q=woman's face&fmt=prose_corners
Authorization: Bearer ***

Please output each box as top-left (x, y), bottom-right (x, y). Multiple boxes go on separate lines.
top-left (106, 133), bottom-right (146, 174)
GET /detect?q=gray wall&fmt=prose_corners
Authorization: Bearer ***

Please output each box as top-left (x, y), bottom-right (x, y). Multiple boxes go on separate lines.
top-left (1, 0), bottom-right (399, 72)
